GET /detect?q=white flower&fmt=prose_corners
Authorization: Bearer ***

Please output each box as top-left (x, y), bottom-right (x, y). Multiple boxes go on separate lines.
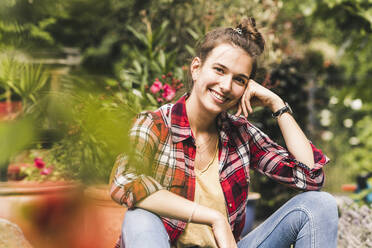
top-left (350, 99), bottom-right (362, 110)
top-left (343, 118), bottom-right (353, 128)
top-left (321, 131), bottom-right (334, 141)
top-left (320, 109), bottom-right (331, 126)
top-left (132, 89), bottom-right (143, 98)
top-left (349, 137), bottom-right (360, 146)
top-left (320, 118), bottom-right (331, 127)
top-left (343, 97), bottom-right (352, 107)
top-left (329, 96), bottom-right (338, 105)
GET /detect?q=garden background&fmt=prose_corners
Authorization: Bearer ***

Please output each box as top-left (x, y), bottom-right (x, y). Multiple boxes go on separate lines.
top-left (0, 0), bottom-right (371, 247)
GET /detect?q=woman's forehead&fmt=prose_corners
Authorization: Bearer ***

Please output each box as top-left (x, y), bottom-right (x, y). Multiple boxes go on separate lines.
top-left (205, 43), bottom-right (253, 74)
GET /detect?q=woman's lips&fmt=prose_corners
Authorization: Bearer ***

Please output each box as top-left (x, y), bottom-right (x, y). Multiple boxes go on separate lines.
top-left (209, 89), bottom-right (227, 103)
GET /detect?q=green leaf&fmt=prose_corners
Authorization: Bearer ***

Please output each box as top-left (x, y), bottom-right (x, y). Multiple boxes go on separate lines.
top-left (127, 25), bottom-right (148, 47)
top-left (146, 92), bottom-right (158, 106)
top-left (133, 60), bottom-right (142, 73)
top-left (186, 27), bottom-right (199, 40)
top-left (185, 45), bottom-right (195, 56)
top-left (158, 50), bottom-right (166, 70)
top-left (0, 118), bottom-right (35, 165)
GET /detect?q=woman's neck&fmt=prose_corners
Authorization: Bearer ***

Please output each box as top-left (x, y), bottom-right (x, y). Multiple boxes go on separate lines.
top-left (185, 93), bottom-right (218, 136)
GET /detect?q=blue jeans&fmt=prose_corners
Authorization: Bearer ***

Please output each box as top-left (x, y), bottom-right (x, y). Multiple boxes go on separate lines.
top-left (121, 191), bottom-right (339, 248)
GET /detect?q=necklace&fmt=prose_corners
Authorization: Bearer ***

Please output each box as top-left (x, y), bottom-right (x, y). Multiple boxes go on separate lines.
top-left (195, 134), bottom-right (217, 153)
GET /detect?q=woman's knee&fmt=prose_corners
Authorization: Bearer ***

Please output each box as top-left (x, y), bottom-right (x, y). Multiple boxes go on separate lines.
top-left (122, 208), bottom-right (165, 235)
top-left (295, 191), bottom-right (339, 220)
top-left (122, 208), bottom-right (170, 248)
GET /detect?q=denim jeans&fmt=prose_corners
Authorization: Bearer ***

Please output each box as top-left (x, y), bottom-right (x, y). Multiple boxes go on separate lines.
top-left (121, 191), bottom-right (339, 248)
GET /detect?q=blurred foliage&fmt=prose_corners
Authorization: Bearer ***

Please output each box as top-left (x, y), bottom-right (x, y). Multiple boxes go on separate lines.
top-left (344, 115), bottom-right (372, 175)
top-left (0, 118), bottom-right (35, 166)
top-left (44, 76), bottom-right (135, 184)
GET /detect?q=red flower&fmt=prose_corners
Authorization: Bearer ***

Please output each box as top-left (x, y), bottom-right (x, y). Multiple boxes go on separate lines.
top-left (162, 84), bottom-right (176, 101)
top-left (40, 167), bottom-right (53, 175)
top-left (150, 79), bottom-right (163, 94)
top-left (34, 157), bottom-right (45, 169)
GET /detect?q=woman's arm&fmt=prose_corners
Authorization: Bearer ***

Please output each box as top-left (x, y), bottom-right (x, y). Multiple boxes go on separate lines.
top-left (275, 110), bottom-right (314, 169)
top-left (236, 79), bottom-right (314, 169)
top-left (137, 189), bottom-right (237, 248)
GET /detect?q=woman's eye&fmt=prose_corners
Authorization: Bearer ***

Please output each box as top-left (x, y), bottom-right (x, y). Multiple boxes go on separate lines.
top-left (214, 67), bottom-right (224, 73)
top-left (235, 77), bottom-right (246, 84)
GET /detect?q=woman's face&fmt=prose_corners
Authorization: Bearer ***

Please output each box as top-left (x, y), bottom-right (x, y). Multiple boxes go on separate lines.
top-left (190, 43), bottom-right (253, 115)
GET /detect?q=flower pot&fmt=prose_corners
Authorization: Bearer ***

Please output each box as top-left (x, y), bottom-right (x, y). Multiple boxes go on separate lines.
top-left (83, 184), bottom-right (127, 248)
top-left (0, 101), bottom-right (22, 121)
top-left (0, 181), bottom-right (84, 248)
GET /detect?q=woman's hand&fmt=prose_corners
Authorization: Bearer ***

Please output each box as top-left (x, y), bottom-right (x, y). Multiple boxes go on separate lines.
top-left (235, 79), bottom-right (285, 118)
top-left (211, 213), bottom-right (237, 248)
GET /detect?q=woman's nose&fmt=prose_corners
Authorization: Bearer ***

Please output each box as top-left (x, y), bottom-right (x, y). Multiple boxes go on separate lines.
top-left (219, 75), bottom-right (233, 93)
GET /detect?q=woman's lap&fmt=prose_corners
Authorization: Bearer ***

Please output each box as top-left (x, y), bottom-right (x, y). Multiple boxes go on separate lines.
top-left (121, 191), bottom-right (338, 248)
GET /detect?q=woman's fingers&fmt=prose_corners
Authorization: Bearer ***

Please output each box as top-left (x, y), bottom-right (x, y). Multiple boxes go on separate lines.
top-left (240, 89), bottom-right (254, 118)
top-left (244, 93), bottom-right (253, 114)
top-left (241, 93), bottom-right (249, 117)
top-left (212, 217), bottom-right (237, 248)
top-left (235, 103), bottom-right (242, 117)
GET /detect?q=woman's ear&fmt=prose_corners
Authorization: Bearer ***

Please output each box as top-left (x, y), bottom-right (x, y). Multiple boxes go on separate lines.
top-left (190, 57), bottom-right (202, 81)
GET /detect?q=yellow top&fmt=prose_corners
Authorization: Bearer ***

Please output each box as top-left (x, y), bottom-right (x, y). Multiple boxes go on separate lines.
top-left (177, 142), bottom-right (228, 248)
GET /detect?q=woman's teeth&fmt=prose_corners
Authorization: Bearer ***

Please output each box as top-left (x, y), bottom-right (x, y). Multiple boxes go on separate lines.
top-left (210, 90), bottom-right (226, 102)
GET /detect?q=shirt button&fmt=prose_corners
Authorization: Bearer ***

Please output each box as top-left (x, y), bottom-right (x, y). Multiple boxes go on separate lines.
top-left (228, 203), bottom-right (232, 208)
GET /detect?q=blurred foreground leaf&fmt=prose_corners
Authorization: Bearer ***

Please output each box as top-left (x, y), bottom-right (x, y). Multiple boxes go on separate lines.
top-left (0, 118), bottom-right (35, 166)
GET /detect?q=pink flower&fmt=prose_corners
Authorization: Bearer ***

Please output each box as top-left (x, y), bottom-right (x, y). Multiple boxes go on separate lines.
top-left (40, 167), bottom-right (53, 175)
top-left (34, 157), bottom-right (45, 169)
top-left (162, 84), bottom-right (176, 101)
top-left (150, 79), bottom-right (163, 94)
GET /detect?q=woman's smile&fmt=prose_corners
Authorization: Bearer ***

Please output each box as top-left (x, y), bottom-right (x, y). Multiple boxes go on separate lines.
top-left (208, 88), bottom-right (228, 104)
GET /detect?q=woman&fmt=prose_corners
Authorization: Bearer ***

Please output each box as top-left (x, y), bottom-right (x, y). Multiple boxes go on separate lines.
top-left (110, 18), bottom-right (338, 248)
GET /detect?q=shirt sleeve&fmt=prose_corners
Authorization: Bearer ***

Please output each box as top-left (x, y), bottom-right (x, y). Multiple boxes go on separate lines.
top-left (246, 123), bottom-right (329, 191)
top-left (110, 112), bottom-right (164, 209)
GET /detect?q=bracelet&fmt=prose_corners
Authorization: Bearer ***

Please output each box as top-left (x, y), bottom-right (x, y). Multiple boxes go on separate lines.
top-left (188, 202), bottom-right (198, 223)
top-left (272, 101), bottom-right (293, 119)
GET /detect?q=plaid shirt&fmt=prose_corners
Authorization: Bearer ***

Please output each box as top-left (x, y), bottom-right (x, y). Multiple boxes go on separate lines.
top-left (110, 94), bottom-right (329, 247)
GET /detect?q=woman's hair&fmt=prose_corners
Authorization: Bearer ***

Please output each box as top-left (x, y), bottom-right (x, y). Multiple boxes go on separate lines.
top-left (187, 17), bottom-right (265, 91)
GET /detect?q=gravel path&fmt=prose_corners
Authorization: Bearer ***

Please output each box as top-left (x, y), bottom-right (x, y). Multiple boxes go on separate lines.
top-left (336, 196), bottom-right (372, 248)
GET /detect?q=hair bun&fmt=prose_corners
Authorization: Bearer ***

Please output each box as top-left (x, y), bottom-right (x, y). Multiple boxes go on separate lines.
top-left (235, 17), bottom-right (265, 55)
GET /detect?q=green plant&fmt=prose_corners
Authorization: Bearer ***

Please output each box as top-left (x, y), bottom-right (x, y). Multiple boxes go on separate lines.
top-left (343, 114), bottom-right (372, 176)
top-left (7, 149), bottom-right (74, 182)
top-left (0, 55), bottom-right (49, 113)
top-left (42, 76), bottom-right (136, 184)
top-left (115, 17), bottom-right (185, 111)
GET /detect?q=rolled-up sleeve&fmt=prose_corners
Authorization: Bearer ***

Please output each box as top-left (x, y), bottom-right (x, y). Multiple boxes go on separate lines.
top-left (247, 123), bottom-right (329, 191)
top-left (110, 113), bottom-right (164, 209)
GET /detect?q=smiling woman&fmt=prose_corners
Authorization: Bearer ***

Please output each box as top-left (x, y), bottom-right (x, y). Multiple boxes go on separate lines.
top-left (110, 17), bottom-right (338, 248)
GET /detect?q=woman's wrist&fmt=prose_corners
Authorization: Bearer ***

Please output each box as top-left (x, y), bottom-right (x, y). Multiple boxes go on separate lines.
top-left (269, 96), bottom-right (285, 113)
top-left (193, 205), bottom-right (224, 226)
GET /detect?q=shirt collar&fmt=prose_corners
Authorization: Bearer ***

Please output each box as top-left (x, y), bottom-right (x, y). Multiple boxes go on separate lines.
top-left (170, 94), bottom-right (192, 143)
top-left (170, 94), bottom-right (249, 144)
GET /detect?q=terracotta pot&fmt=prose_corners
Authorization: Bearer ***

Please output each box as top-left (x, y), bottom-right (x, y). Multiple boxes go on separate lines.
top-left (0, 101), bottom-right (22, 121)
top-left (0, 181), bottom-right (84, 248)
top-left (83, 185), bottom-right (127, 248)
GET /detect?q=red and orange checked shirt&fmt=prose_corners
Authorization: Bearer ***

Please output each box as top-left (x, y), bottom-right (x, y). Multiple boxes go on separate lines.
top-left (110, 94), bottom-right (329, 247)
